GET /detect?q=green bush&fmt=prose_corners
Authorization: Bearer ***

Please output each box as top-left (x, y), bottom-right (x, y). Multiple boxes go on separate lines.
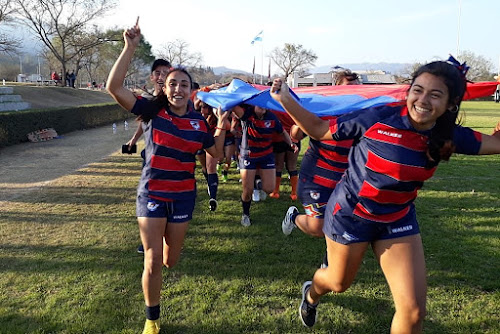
top-left (0, 103), bottom-right (131, 147)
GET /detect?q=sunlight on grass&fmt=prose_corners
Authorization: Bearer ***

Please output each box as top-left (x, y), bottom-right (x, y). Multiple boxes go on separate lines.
top-left (0, 102), bottom-right (499, 333)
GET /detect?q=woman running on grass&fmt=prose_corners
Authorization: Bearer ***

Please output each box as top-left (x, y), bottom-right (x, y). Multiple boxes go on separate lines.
top-left (106, 18), bottom-right (229, 334)
top-left (271, 57), bottom-right (500, 332)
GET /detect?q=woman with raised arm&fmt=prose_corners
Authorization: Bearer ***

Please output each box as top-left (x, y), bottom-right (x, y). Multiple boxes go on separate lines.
top-left (271, 58), bottom-right (500, 332)
top-left (107, 19), bottom-right (228, 334)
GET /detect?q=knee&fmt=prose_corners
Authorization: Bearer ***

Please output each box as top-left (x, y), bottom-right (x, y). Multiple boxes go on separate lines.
top-left (309, 227), bottom-right (324, 238)
top-left (315, 271), bottom-right (351, 293)
top-left (163, 257), bottom-right (179, 268)
top-left (262, 185), bottom-right (274, 194)
top-left (144, 251), bottom-right (163, 276)
top-left (328, 281), bottom-right (351, 293)
top-left (305, 218), bottom-right (325, 238)
top-left (406, 303), bottom-right (427, 326)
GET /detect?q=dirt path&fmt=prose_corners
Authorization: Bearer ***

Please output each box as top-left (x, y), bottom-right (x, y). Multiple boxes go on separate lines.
top-left (0, 121), bottom-right (137, 202)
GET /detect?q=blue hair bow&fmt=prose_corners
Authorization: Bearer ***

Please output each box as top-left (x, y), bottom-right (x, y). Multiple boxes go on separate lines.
top-left (447, 55), bottom-right (469, 78)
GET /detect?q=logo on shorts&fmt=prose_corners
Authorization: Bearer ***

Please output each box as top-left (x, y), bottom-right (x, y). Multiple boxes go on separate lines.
top-left (391, 225), bottom-right (413, 234)
top-left (173, 214), bottom-right (189, 220)
top-left (342, 231), bottom-right (359, 242)
top-left (244, 159), bottom-right (250, 166)
top-left (147, 200), bottom-right (160, 212)
top-left (190, 120), bottom-right (201, 130)
top-left (265, 121), bottom-right (271, 128)
top-left (309, 191), bottom-right (320, 200)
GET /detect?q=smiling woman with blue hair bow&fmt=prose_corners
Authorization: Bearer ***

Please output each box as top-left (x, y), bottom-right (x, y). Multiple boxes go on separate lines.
top-left (271, 56), bottom-right (500, 332)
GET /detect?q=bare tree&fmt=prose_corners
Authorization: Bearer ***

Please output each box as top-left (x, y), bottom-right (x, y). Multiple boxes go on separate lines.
top-left (402, 51), bottom-right (495, 82)
top-left (0, 0), bottom-right (21, 54)
top-left (269, 43), bottom-right (317, 80)
top-left (157, 39), bottom-right (203, 68)
top-left (458, 50), bottom-right (495, 82)
top-left (14, 0), bottom-right (116, 84)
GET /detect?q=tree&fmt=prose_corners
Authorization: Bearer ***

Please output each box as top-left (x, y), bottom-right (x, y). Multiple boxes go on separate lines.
top-left (156, 39), bottom-right (203, 68)
top-left (457, 50), bottom-right (495, 82)
top-left (269, 43), bottom-right (317, 80)
top-left (0, 0), bottom-right (20, 54)
top-left (14, 0), bottom-right (116, 85)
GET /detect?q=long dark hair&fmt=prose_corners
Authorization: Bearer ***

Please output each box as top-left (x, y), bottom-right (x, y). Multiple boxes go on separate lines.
top-left (138, 67), bottom-right (193, 122)
top-left (410, 61), bottom-right (467, 167)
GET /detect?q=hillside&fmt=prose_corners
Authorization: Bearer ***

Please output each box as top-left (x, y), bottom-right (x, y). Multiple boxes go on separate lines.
top-left (12, 86), bottom-right (116, 110)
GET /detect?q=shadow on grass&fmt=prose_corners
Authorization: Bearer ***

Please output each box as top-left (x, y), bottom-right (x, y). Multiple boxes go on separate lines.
top-left (1, 153), bottom-right (498, 333)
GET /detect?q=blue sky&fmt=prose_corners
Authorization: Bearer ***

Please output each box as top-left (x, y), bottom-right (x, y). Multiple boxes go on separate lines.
top-left (75, 0), bottom-right (500, 75)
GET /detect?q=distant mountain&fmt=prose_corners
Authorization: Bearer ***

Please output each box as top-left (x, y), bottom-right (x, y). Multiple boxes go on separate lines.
top-left (311, 63), bottom-right (411, 75)
top-left (213, 66), bottom-right (251, 76)
top-left (213, 63), bottom-right (411, 77)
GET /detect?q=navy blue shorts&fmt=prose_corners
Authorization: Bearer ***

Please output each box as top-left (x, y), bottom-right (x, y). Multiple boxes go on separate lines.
top-left (224, 136), bottom-right (235, 146)
top-left (298, 176), bottom-right (333, 219)
top-left (323, 203), bottom-right (420, 244)
top-left (136, 194), bottom-right (195, 223)
top-left (239, 153), bottom-right (275, 170)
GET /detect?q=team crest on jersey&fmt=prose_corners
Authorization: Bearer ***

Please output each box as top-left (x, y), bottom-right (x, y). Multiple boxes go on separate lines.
top-left (190, 120), bottom-right (201, 130)
top-left (265, 121), bottom-right (271, 128)
top-left (309, 191), bottom-right (320, 200)
top-left (147, 200), bottom-right (160, 212)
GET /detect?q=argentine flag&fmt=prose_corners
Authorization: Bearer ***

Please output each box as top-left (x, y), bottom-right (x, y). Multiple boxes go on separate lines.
top-left (251, 31), bottom-right (263, 45)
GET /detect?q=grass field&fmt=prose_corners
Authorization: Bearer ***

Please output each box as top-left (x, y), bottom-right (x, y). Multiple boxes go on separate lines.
top-left (0, 101), bottom-right (499, 333)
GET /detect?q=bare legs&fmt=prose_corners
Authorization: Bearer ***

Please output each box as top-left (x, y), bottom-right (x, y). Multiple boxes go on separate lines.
top-left (294, 215), bottom-right (325, 238)
top-left (138, 217), bottom-right (189, 306)
top-left (307, 234), bottom-right (427, 333)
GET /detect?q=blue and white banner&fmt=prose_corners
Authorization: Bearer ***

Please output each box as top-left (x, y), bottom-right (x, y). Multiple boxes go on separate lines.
top-left (251, 31), bottom-right (263, 45)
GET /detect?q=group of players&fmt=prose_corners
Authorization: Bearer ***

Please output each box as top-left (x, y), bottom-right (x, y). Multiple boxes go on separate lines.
top-left (108, 19), bottom-right (500, 334)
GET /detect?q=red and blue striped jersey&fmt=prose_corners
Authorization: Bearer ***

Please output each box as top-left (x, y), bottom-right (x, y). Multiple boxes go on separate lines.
top-left (132, 97), bottom-right (215, 201)
top-left (329, 105), bottom-right (482, 224)
top-left (300, 134), bottom-right (353, 189)
top-left (239, 107), bottom-right (283, 158)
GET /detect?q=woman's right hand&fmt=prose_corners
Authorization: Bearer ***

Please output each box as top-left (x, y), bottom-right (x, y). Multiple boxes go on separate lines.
top-left (123, 17), bottom-right (141, 48)
top-left (270, 78), bottom-right (291, 104)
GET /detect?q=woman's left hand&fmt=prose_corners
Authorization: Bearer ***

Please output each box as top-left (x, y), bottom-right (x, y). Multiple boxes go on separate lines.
top-left (215, 106), bottom-right (230, 128)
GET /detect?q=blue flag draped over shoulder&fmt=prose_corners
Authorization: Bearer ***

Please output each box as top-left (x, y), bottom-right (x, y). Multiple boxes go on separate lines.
top-left (196, 78), bottom-right (499, 117)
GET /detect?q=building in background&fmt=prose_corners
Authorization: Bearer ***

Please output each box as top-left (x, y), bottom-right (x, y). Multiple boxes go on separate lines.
top-left (288, 68), bottom-right (396, 88)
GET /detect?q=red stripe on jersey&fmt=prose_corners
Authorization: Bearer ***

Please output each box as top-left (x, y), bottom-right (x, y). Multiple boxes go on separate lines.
top-left (151, 155), bottom-right (196, 172)
top-left (248, 138), bottom-right (271, 148)
top-left (353, 203), bottom-right (410, 223)
top-left (157, 112), bottom-right (208, 132)
top-left (248, 127), bottom-right (272, 139)
top-left (317, 147), bottom-right (349, 163)
top-left (473, 130), bottom-right (482, 142)
top-left (322, 139), bottom-right (354, 149)
top-left (153, 129), bottom-right (203, 153)
top-left (365, 123), bottom-right (428, 151)
top-left (313, 174), bottom-right (338, 188)
top-left (328, 118), bottom-right (339, 135)
top-left (333, 202), bottom-right (341, 216)
top-left (149, 179), bottom-right (195, 193)
top-left (249, 147), bottom-right (273, 158)
top-left (316, 159), bottom-right (347, 174)
top-left (365, 151), bottom-right (436, 182)
top-left (358, 180), bottom-right (418, 204)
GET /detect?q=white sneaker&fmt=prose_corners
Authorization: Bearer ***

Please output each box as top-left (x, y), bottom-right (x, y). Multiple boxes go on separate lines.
top-left (259, 190), bottom-right (267, 201)
top-left (241, 214), bottom-right (251, 227)
top-left (252, 189), bottom-right (260, 202)
top-left (282, 206), bottom-right (298, 235)
top-left (209, 198), bottom-right (218, 212)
